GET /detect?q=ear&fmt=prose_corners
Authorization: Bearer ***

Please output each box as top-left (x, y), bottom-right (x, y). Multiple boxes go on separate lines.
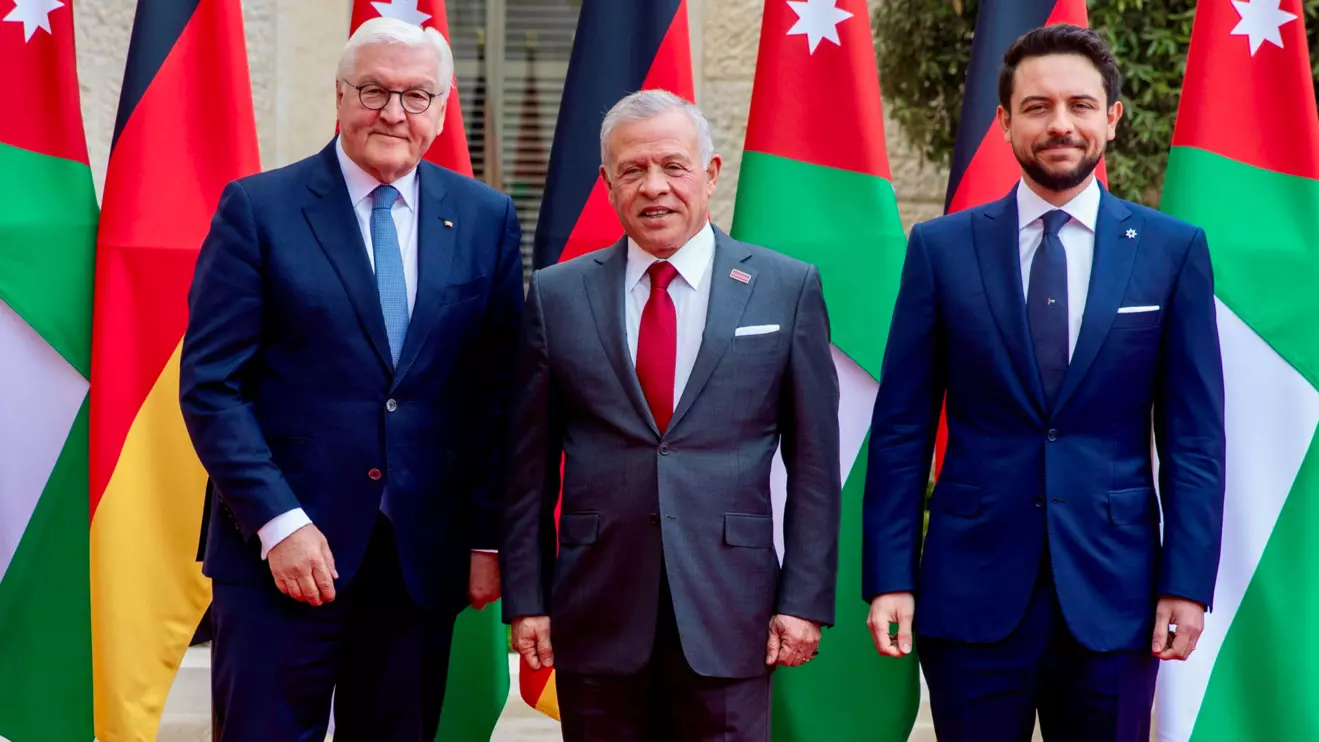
top-left (600, 165), bottom-right (616, 207)
top-left (997, 104), bottom-right (1011, 143)
top-left (1106, 100), bottom-right (1123, 141)
top-left (706, 154), bottom-right (722, 193)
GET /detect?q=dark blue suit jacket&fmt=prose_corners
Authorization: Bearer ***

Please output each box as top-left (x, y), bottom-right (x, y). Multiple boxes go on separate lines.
top-left (180, 139), bottom-right (524, 612)
top-left (862, 184), bottom-right (1226, 652)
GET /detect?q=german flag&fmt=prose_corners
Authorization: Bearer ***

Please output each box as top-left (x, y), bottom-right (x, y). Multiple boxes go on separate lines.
top-left (933, 0), bottom-right (1100, 475)
top-left (520, 0), bottom-right (694, 719)
top-left (89, 1), bottom-right (260, 738)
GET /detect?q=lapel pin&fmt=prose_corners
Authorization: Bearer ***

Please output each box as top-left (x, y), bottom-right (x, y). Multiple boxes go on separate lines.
top-left (730, 268), bottom-right (751, 284)
top-left (1125, 228), bottom-right (1137, 239)
top-left (444, 220), bottom-right (454, 229)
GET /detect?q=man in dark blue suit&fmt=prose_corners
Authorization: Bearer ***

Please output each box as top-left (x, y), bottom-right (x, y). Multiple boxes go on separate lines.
top-left (179, 17), bottom-right (523, 741)
top-left (862, 25), bottom-right (1225, 742)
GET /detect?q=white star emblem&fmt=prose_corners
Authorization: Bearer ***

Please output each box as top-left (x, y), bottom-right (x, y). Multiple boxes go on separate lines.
top-left (370, 0), bottom-right (431, 26)
top-left (1126, 229), bottom-right (1138, 239)
top-left (1230, 0), bottom-right (1297, 55)
top-left (786, 0), bottom-right (853, 54)
top-left (3, 0), bottom-right (64, 42)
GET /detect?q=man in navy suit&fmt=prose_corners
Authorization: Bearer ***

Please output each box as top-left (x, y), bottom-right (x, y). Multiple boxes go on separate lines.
top-left (179, 17), bottom-right (523, 741)
top-left (862, 25), bottom-right (1225, 741)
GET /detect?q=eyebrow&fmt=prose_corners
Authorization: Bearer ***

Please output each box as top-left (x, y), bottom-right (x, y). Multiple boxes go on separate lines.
top-left (1020, 93), bottom-right (1101, 107)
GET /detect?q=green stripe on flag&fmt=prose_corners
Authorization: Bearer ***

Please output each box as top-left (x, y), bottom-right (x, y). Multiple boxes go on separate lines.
top-left (1162, 147), bottom-right (1319, 388)
top-left (770, 440), bottom-right (921, 741)
top-left (1190, 434), bottom-right (1319, 741)
top-left (437, 604), bottom-right (511, 740)
top-left (732, 152), bottom-right (907, 374)
top-left (0, 142), bottom-right (98, 376)
top-left (0, 398), bottom-right (92, 742)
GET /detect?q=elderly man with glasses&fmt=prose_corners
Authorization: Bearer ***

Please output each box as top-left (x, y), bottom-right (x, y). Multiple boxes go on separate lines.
top-left (179, 16), bottom-right (523, 741)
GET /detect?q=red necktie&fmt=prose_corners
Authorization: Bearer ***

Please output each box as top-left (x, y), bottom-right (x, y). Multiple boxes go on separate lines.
top-left (636, 261), bottom-right (679, 433)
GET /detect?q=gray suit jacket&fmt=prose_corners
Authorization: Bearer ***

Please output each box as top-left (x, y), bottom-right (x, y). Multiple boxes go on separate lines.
top-left (500, 227), bottom-right (841, 678)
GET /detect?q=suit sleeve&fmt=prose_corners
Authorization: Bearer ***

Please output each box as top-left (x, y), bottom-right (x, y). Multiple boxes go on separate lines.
top-left (862, 223), bottom-right (945, 601)
top-left (1153, 228), bottom-right (1226, 609)
top-left (179, 181), bottom-right (302, 539)
top-left (776, 264), bottom-right (843, 626)
top-left (499, 270), bottom-right (562, 621)
top-left (462, 195), bottom-right (526, 551)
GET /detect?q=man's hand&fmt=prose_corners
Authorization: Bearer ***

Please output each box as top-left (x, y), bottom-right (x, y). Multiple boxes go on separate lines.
top-left (268, 524), bottom-right (337, 607)
top-left (867, 592), bottom-right (915, 658)
top-left (469, 552), bottom-right (501, 610)
top-left (512, 615), bottom-right (553, 670)
top-left (1153, 596), bottom-right (1205, 661)
top-left (766, 615), bottom-right (822, 667)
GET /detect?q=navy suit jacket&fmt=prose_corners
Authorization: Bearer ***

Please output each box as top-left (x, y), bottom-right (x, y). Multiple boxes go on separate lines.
top-left (862, 184), bottom-right (1226, 652)
top-left (180, 139), bottom-right (524, 612)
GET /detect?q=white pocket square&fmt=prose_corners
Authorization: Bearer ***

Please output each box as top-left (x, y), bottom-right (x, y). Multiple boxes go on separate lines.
top-left (1117, 305), bottom-right (1160, 314)
top-left (735, 324), bottom-right (780, 336)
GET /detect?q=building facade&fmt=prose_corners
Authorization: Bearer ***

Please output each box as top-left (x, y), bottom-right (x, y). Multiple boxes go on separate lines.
top-left (73, 0), bottom-right (948, 275)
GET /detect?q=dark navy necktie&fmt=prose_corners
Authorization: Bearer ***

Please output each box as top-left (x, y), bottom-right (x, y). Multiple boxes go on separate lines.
top-left (1028, 209), bottom-right (1071, 409)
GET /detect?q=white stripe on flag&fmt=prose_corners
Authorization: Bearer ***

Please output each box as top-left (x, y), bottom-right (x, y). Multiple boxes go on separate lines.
top-left (0, 299), bottom-right (88, 586)
top-left (1154, 298), bottom-right (1319, 741)
top-left (772, 344), bottom-right (878, 562)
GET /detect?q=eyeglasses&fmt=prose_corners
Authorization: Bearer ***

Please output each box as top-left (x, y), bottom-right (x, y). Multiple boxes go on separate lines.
top-left (342, 81), bottom-right (439, 114)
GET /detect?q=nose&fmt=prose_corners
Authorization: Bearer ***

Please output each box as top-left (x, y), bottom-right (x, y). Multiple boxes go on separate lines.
top-left (379, 93), bottom-right (407, 124)
top-left (638, 166), bottom-right (670, 198)
top-left (1045, 108), bottom-right (1074, 138)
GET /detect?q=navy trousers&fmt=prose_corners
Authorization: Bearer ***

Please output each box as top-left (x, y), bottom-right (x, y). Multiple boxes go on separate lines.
top-left (918, 558), bottom-right (1159, 742)
top-left (210, 515), bottom-right (458, 742)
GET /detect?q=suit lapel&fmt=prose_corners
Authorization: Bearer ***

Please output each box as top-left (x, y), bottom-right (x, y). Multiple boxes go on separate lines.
top-left (583, 240), bottom-right (660, 436)
top-left (391, 166), bottom-right (458, 387)
top-left (1052, 191), bottom-right (1140, 413)
top-left (303, 142), bottom-right (393, 372)
top-left (974, 188), bottom-right (1046, 416)
top-left (667, 231), bottom-right (754, 433)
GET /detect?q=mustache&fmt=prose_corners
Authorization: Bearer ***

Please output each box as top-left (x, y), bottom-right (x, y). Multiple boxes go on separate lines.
top-left (1034, 136), bottom-right (1085, 151)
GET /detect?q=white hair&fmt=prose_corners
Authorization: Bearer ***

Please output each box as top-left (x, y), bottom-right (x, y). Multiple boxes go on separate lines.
top-left (600, 89), bottom-right (714, 167)
top-left (337, 17), bottom-right (454, 103)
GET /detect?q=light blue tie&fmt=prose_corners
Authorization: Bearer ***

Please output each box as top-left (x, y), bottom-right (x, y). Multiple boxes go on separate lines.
top-left (371, 185), bottom-right (409, 367)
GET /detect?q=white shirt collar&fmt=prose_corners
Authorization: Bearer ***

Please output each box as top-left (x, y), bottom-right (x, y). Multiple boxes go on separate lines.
top-left (1016, 175), bottom-right (1100, 233)
top-left (625, 222), bottom-right (716, 293)
top-left (335, 135), bottom-right (418, 212)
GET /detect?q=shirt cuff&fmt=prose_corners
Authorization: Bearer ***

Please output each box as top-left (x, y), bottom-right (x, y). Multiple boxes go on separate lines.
top-left (257, 508), bottom-right (312, 560)
top-left (472, 549), bottom-right (498, 554)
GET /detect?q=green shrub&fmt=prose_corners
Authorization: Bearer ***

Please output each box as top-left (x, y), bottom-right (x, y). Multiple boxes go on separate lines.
top-left (873, 0), bottom-right (1319, 206)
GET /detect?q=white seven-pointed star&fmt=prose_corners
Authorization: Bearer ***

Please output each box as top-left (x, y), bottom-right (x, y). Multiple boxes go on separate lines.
top-left (371, 0), bottom-right (431, 26)
top-left (1126, 228), bottom-right (1138, 239)
top-left (1231, 0), bottom-right (1297, 55)
top-left (3, 0), bottom-right (65, 42)
top-left (786, 0), bottom-right (853, 54)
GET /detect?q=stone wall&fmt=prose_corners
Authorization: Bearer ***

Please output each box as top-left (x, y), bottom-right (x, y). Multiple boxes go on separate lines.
top-left (72, 0), bottom-right (948, 230)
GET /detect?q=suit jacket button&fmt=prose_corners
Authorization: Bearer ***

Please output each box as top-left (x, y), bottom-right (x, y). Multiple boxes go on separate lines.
top-left (1035, 497), bottom-right (1045, 508)
top-left (659, 442), bottom-right (671, 455)
top-left (1047, 429), bottom-right (1058, 442)
top-left (649, 513), bottom-right (660, 525)
top-left (386, 398), bottom-right (398, 412)
top-left (368, 468), bottom-right (382, 480)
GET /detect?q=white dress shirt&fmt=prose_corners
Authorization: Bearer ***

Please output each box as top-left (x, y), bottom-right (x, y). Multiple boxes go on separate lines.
top-left (255, 138), bottom-right (423, 559)
top-left (624, 222), bottom-right (716, 408)
top-left (1016, 176), bottom-right (1101, 360)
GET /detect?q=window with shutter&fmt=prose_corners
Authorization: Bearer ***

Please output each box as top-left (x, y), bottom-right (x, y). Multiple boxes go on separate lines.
top-left (447, 0), bottom-right (580, 287)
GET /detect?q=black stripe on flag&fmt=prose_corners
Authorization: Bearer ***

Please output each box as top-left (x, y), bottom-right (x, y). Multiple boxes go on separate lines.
top-left (111, 0), bottom-right (205, 151)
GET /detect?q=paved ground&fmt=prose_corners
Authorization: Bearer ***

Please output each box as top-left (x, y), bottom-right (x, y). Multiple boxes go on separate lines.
top-left (156, 648), bottom-right (1046, 741)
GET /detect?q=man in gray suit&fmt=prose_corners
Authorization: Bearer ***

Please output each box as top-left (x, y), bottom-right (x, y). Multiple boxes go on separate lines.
top-left (500, 89), bottom-right (842, 741)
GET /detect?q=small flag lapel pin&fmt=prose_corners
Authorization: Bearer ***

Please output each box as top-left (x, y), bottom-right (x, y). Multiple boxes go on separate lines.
top-left (730, 268), bottom-right (751, 284)
top-left (444, 220), bottom-right (454, 228)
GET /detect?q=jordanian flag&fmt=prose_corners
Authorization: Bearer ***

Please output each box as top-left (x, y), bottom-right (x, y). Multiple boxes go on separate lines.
top-left (1154, 0), bottom-right (1319, 738)
top-left (730, 1), bottom-right (918, 739)
top-left (90, 1), bottom-right (261, 738)
top-left (0, 1), bottom-right (97, 739)
top-left (522, 0), bottom-right (694, 719)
